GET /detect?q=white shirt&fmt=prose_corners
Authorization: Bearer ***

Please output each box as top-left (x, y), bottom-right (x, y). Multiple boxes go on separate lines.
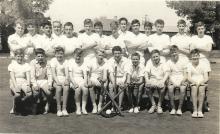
top-left (78, 32), bottom-right (100, 59)
top-left (148, 33), bottom-right (170, 52)
top-left (166, 55), bottom-right (189, 78)
top-left (145, 57), bottom-right (168, 80)
top-left (50, 58), bottom-right (68, 76)
top-left (107, 57), bottom-right (129, 77)
top-left (40, 34), bottom-right (55, 58)
top-left (8, 33), bottom-right (28, 58)
top-left (8, 61), bottom-right (31, 79)
top-left (170, 33), bottom-right (191, 57)
top-left (186, 60), bottom-right (211, 83)
top-left (86, 58), bottom-right (107, 78)
top-left (68, 59), bottom-right (87, 78)
top-left (126, 63), bottom-right (145, 82)
top-left (190, 35), bottom-right (213, 58)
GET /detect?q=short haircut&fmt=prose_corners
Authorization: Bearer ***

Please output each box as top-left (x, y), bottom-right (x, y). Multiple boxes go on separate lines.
top-left (55, 47), bottom-right (64, 53)
top-left (150, 49), bottom-right (160, 56)
top-left (94, 21), bottom-right (103, 28)
top-left (26, 19), bottom-right (37, 26)
top-left (119, 17), bottom-right (128, 24)
top-left (195, 21), bottom-right (205, 29)
top-left (74, 48), bottom-right (83, 56)
top-left (15, 19), bottom-right (25, 27)
top-left (154, 19), bottom-right (165, 26)
top-left (95, 49), bottom-right (105, 55)
top-left (14, 49), bottom-right (24, 56)
top-left (34, 48), bottom-right (45, 56)
top-left (170, 45), bottom-right (179, 54)
top-left (84, 18), bottom-right (93, 26)
top-left (42, 21), bottom-right (52, 27)
top-left (53, 20), bottom-right (62, 27)
top-left (144, 21), bottom-right (153, 29)
top-left (64, 22), bottom-right (73, 29)
top-left (131, 19), bottom-right (140, 26)
top-left (112, 46), bottom-right (122, 53)
top-left (177, 19), bottom-right (186, 26)
top-left (110, 21), bottom-right (119, 28)
top-left (190, 49), bottom-right (200, 56)
top-left (131, 52), bottom-right (140, 59)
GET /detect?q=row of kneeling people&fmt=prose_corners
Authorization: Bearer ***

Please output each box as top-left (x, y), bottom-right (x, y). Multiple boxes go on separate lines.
top-left (8, 45), bottom-right (210, 118)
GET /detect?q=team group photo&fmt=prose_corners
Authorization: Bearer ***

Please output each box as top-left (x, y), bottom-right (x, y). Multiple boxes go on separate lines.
top-left (0, 0), bottom-right (219, 134)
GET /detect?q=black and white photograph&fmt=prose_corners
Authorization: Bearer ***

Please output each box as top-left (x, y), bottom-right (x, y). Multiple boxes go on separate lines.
top-left (0, 0), bottom-right (219, 133)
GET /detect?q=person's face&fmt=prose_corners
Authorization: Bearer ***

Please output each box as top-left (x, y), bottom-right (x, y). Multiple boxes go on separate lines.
top-left (75, 54), bottom-right (83, 64)
top-left (64, 25), bottom-right (73, 38)
top-left (53, 22), bottom-right (62, 36)
top-left (131, 56), bottom-right (140, 66)
top-left (44, 25), bottom-right (52, 36)
top-left (119, 20), bottom-right (127, 32)
top-left (132, 23), bottom-right (140, 34)
top-left (55, 51), bottom-right (64, 61)
top-left (151, 52), bottom-right (160, 65)
top-left (96, 51), bottom-right (104, 62)
top-left (155, 23), bottom-right (164, 34)
top-left (144, 26), bottom-right (152, 36)
top-left (15, 54), bottom-right (24, 64)
top-left (111, 26), bottom-right (119, 35)
top-left (84, 23), bottom-right (93, 33)
top-left (94, 26), bottom-right (103, 35)
top-left (27, 24), bottom-right (36, 35)
top-left (113, 50), bottom-right (122, 62)
top-left (36, 53), bottom-right (45, 63)
top-left (191, 53), bottom-right (200, 64)
top-left (15, 23), bottom-right (25, 36)
top-left (196, 26), bottom-right (205, 36)
top-left (170, 51), bottom-right (179, 61)
top-left (177, 24), bottom-right (186, 33)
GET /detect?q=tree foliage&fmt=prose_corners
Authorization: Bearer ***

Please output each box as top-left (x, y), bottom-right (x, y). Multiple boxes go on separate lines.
top-left (166, 1), bottom-right (219, 33)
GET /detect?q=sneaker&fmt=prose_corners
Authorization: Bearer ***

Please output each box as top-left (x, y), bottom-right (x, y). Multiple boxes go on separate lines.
top-left (92, 106), bottom-right (97, 114)
top-left (57, 110), bottom-right (63, 117)
top-left (43, 104), bottom-right (49, 114)
top-left (134, 107), bottom-right (139, 114)
top-left (148, 105), bottom-right (156, 114)
top-left (62, 110), bottom-right (69, 116)
top-left (197, 111), bottom-right (204, 118)
top-left (10, 108), bottom-right (15, 114)
top-left (170, 109), bottom-right (176, 115)
top-left (82, 108), bottom-right (88, 115)
top-left (128, 108), bottom-right (134, 113)
top-left (76, 110), bottom-right (81, 115)
top-left (97, 104), bottom-right (102, 112)
top-left (176, 109), bottom-right (182, 115)
top-left (192, 111), bottom-right (197, 118)
top-left (157, 106), bottom-right (163, 114)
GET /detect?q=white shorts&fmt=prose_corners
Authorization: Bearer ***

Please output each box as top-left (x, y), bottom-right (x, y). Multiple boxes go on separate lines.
top-left (90, 77), bottom-right (101, 87)
top-left (36, 80), bottom-right (51, 93)
top-left (147, 78), bottom-right (164, 87)
top-left (169, 75), bottom-right (184, 87)
top-left (71, 77), bottom-right (85, 89)
top-left (10, 78), bottom-right (31, 93)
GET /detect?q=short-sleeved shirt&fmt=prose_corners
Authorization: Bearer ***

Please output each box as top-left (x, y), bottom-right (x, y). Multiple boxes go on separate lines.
top-left (86, 58), bottom-right (107, 78)
top-left (186, 60), bottom-right (211, 82)
top-left (97, 35), bottom-right (109, 49)
top-left (148, 33), bottom-right (170, 52)
top-left (145, 57), bottom-right (168, 80)
top-left (68, 59), bottom-right (87, 78)
top-left (8, 61), bottom-right (31, 79)
top-left (166, 55), bottom-right (189, 78)
top-left (30, 59), bottom-right (52, 86)
top-left (50, 58), bottom-right (68, 76)
top-left (190, 35), bottom-right (213, 58)
top-left (118, 30), bottom-right (133, 42)
top-left (56, 36), bottom-right (80, 58)
top-left (8, 33), bottom-right (28, 59)
top-left (104, 35), bottom-right (126, 59)
top-left (78, 33), bottom-right (100, 59)
top-left (170, 33), bottom-right (191, 57)
top-left (107, 57), bottom-right (129, 77)
top-left (40, 35), bottom-right (55, 58)
top-left (126, 32), bottom-right (147, 57)
top-left (126, 63), bottom-right (145, 82)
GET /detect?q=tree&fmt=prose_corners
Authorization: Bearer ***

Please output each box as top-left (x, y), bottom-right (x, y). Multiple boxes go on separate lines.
top-left (166, 1), bottom-right (217, 33)
top-left (0, 0), bottom-right (53, 52)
